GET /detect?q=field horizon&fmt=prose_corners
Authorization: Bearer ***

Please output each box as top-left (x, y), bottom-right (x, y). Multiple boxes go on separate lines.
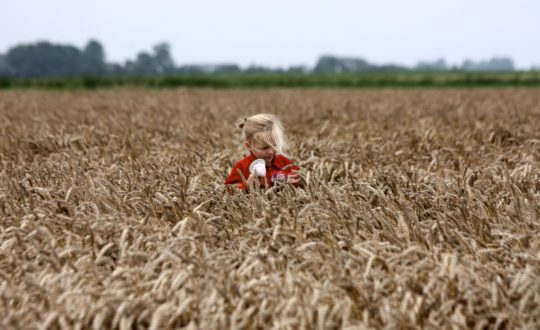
top-left (2, 71), bottom-right (540, 90)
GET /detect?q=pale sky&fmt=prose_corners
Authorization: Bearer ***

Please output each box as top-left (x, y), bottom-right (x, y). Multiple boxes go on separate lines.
top-left (1, 0), bottom-right (539, 69)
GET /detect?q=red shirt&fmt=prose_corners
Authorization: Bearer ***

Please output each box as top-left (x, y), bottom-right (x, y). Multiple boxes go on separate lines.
top-left (224, 152), bottom-right (300, 192)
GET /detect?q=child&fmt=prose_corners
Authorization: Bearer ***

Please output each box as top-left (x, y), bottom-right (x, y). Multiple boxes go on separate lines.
top-left (225, 114), bottom-right (301, 192)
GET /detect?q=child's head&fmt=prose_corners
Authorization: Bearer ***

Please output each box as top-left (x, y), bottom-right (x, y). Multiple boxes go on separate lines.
top-left (239, 113), bottom-right (288, 162)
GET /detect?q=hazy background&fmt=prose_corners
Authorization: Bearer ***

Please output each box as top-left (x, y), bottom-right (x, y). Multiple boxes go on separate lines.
top-left (1, 0), bottom-right (539, 69)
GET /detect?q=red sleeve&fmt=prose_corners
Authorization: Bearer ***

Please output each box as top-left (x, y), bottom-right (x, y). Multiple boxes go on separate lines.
top-left (224, 161), bottom-right (249, 192)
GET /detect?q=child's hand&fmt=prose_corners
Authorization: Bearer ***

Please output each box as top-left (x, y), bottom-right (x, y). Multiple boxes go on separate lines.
top-left (287, 170), bottom-right (303, 185)
top-left (246, 173), bottom-right (258, 188)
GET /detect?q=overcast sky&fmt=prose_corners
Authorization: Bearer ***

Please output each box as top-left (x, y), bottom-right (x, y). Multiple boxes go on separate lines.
top-left (1, 0), bottom-right (539, 69)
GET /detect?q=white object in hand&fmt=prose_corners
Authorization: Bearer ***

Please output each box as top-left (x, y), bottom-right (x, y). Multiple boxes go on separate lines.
top-left (249, 159), bottom-right (266, 177)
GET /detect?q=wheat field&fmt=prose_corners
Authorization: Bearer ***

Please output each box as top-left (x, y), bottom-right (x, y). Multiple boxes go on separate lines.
top-left (0, 88), bottom-right (539, 329)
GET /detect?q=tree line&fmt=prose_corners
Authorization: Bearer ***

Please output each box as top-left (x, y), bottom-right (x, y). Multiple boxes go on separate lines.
top-left (0, 39), bottom-right (521, 78)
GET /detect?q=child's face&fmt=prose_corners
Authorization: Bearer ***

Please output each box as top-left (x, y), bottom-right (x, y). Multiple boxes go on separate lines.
top-left (246, 141), bottom-right (276, 166)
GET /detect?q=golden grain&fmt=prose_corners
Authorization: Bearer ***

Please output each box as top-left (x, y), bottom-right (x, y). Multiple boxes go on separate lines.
top-left (0, 88), bottom-right (539, 329)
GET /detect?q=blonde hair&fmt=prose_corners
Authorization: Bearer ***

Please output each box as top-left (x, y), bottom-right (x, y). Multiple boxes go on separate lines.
top-left (237, 114), bottom-right (289, 155)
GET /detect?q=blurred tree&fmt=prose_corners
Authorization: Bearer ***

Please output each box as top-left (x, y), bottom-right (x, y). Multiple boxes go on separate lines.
top-left (152, 43), bottom-right (175, 74)
top-left (245, 65), bottom-right (273, 74)
top-left (416, 58), bottom-right (448, 71)
top-left (124, 43), bottom-right (177, 76)
top-left (81, 39), bottom-right (106, 76)
top-left (129, 52), bottom-right (156, 76)
top-left (0, 54), bottom-right (10, 77)
top-left (314, 56), bottom-right (343, 73)
top-left (213, 64), bottom-right (242, 74)
top-left (287, 65), bottom-right (308, 74)
top-left (176, 65), bottom-right (205, 75)
top-left (314, 55), bottom-right (370, 73)
top-left (486, 57), bottom-right (514, 71)
top-left (105, 62), bottom-right (125, 76)
top-left (5, 42), bottom-right (82, 78)
top-left (374, 64), bottom-right (408, 73)
top-left (460, 57), bottom-right (514, 71)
